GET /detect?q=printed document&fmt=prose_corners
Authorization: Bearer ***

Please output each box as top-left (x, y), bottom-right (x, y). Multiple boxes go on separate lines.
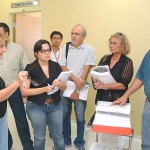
top-left (63, 81), bottom-right (89, 100)
top-left (90, 65), bottom-right (116, 84)
top-left (94, 101), bottom-right (130, 127)
top-left (47, 71), bottom-right (72, 95)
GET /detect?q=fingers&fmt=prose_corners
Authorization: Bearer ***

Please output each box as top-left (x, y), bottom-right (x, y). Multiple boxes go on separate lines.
top-left (18, 71), bottom-right (28, 81)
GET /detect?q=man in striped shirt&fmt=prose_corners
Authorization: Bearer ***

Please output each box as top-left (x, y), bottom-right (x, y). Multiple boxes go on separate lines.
top-left (60, 24), bottom-right (96, 150)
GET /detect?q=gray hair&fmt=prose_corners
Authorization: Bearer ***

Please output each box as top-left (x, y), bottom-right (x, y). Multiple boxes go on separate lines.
top-left (73, 24), bottom-right (87, 36)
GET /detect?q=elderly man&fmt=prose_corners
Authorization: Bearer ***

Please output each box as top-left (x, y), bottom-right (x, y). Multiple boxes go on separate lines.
top-left (60, 24), bottom-right (96, 150)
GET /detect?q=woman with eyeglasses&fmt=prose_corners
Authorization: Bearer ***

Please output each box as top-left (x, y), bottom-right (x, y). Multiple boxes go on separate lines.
top-left (87, 32), bottom-right (134, 148)
top-left (21, 39), bottom-right (66, 150)
top-left (0, 34), bottom-right (28, 150)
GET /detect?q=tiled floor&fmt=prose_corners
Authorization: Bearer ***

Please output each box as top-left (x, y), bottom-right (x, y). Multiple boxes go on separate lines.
top-left (8, 104), bottom-right (141, 150)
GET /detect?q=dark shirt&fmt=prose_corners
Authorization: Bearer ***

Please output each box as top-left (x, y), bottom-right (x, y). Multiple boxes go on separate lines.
top-left (136, 50), bottom-right (150, 100)
top-left (0, 77), bottom-right (7, 118)
top-left (25, 59), bottom-right (62, 105)
top-left (95, 54), bottom-right (134, 104)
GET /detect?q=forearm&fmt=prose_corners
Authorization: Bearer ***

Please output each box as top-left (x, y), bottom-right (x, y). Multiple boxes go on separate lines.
top-left (81, 65), bottom-right (92, 80)
top-left (123, 78), bottom-right (143, 98)
top-left (102, 83), bottom-right (126, 90)
top-left (0, 81), bottom-right (19, 102)
top-left (21, 86), bottom-right (46, 97)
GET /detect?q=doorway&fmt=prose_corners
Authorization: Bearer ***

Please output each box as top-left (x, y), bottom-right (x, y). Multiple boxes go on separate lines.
top-left (10, 11), bottom-right (41, 63)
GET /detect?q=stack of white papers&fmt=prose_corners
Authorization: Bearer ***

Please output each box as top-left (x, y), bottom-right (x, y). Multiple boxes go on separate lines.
top-left (90, 65), bottom-right (116, 84)
top-left (92, 101), bottom-right (132, 136)
top-left (63, 81), bottom-right (89, 100)
top-left (47, 71), bottom-right (72, 95)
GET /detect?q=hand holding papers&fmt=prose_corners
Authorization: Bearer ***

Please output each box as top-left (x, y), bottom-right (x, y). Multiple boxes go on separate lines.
top-left (91, 65), bottom-right (116, 84)
top-left (63, 81), bottom-right (89, 100)
top-left (47, 71), bottom-right (72, 95)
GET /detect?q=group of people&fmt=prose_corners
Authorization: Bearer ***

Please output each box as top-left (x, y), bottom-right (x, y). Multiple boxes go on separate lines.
top-left (0, 22), bottom-right (150, 150)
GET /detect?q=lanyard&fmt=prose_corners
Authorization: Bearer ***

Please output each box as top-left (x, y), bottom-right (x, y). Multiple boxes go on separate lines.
top-left (54, 51), bottom-right (60, 63)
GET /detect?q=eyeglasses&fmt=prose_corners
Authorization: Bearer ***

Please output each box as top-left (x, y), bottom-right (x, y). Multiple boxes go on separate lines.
top-left (116, 32), bottom-right (123, 36)
top-left (27, 65), bottom-right (47, 86)
top-left (40, 49), bottom-right (51, 54)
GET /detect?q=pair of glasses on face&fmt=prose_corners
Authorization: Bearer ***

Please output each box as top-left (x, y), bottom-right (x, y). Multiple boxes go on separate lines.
top-left (40, 49), bottom-right (51, 54)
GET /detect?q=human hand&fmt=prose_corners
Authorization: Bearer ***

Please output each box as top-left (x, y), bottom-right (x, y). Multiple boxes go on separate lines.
top-left (112, 96), bottom-right (128, 106)
top-left (52, 79), bottom-right (64, 88)
top-left (45, 85), bottom-right (54, 93)
top-left (70, 91), bottom-right (79, 100)
top-left (74, 77), bottom-right (85, 89)
top-left (93, 79), bottom-right (103, 89)
top-left (17, 71), bottom-right (28, 85)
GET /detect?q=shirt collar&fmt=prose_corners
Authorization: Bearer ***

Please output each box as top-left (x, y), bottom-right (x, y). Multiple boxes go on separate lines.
top-left (69, 42), bottom-right (85, 49)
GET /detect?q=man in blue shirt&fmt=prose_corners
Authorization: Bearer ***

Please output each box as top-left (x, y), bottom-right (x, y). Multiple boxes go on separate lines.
top-left (113, 50), bottom-right (150, 150)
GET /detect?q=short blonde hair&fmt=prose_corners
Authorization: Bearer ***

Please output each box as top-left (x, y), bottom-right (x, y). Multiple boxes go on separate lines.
top-left (109, 32), bottom-right (130, 55)
top-left (0, 33), bottom-right (9, 45)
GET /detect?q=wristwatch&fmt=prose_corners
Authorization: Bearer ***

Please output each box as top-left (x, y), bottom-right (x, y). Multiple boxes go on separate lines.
top-left (75, 89), bottom-right (80, 94)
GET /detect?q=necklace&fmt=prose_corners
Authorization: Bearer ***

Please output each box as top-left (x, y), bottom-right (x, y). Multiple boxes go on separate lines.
top-left (112, 56), bottom-right (120, 60)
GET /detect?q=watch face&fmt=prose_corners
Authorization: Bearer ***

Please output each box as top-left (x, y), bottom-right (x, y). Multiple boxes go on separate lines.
top-left (76, 90), bottom-right (80, 94)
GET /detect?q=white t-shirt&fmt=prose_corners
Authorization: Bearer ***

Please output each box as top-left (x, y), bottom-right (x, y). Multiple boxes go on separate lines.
top-left (50, 48), bottom-right (62, 63)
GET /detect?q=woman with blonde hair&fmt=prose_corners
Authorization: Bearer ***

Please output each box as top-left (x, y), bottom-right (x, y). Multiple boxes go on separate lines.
top-left (87, 32), bottom-right (133, 126)
top-left (0, 34), bottom-right (27, 150)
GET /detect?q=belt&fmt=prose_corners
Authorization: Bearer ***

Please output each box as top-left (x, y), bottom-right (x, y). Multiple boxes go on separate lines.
top-left (45, 98), bottom-right (53, 105)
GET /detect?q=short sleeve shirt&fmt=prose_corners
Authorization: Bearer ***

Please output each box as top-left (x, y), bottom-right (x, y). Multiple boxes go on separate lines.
top-left (60, 42), bottom-right (96, 77)
top-left (136, 50), bottom-right (150, 99)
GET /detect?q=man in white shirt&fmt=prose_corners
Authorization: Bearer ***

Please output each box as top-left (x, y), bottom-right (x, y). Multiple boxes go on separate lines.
top-left (50, 31), bottom-right (63, 63)
top-left (60, 24), bottom-right (96, 150)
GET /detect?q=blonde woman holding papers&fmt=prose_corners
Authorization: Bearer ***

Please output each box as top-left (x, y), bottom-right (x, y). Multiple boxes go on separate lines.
top-left (87, 32), bottom-right (134, 126)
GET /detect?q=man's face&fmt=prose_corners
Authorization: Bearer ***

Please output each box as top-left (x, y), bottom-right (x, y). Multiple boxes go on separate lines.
top-left (71, 26), bottom-right (86, 47)
top-left (0, 27), bottom-right (8, 36)
top-left (0, 39), bottom-right (6, 59)
top-left (50, 34), bottom-right (62, 47)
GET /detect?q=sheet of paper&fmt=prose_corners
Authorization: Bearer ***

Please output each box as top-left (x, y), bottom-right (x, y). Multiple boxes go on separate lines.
top-left (63, 81), bottom-right (89, 100)
top-left (47, 71), bottom-right (72, 95)
top-left (93, 111), bottom-right (131, 128)
top-left (57, 70), bottom-right (72, 82)
top-left (91, 65), bottom-right (116, 84)
top-left (96, 101), bottom-right (130, 115)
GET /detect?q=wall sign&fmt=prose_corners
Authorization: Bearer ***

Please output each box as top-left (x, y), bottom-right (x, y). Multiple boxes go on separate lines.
top-left (11, 0), bottom-right (39, 8)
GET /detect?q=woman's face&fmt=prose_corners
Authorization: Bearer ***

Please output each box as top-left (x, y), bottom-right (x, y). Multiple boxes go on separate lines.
top-left (35, 43), bottom-right (51, 61)
top-left (0, 39), bottom-right (6, 59)
top-left (109, 37), bottom-right (122, 54)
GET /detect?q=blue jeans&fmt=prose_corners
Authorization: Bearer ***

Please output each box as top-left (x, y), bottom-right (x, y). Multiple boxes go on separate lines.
top-left (8, 88), bottom-right (33, 150)
top-left (61, 94), bottom-right (86, 147)
top-left (0, 112), bottom-right (8, 150)
top-left (142, 99), bottom-right (150, 150)
top-left (26, 101), bottom-right (65, 150)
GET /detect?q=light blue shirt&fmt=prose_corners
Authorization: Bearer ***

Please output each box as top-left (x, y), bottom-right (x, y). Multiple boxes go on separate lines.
top-left (136, 50), bottom-right (150, 99)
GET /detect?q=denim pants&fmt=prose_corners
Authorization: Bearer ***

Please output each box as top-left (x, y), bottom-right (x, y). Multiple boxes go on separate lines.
top-left (142, 99), bottom-right (150, 150)
top-left (26, 101), bottom-right (65, 150)
top-left (0, 112), bottom-right (8, 150)
top-left (8, 88), bottom-right (33, 150)
top-left (61, 94), bottom-right (86, 147)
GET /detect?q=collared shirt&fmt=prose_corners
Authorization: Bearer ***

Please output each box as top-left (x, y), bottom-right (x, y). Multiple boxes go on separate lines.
top-left (60, 42), bottom-right (96, 77)
top-left (136, 50), bottom-right (150, 100)
top-left (0, 42), bottom-right (27, 86)
top-left (50, 48), bottom-right (62, 63)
